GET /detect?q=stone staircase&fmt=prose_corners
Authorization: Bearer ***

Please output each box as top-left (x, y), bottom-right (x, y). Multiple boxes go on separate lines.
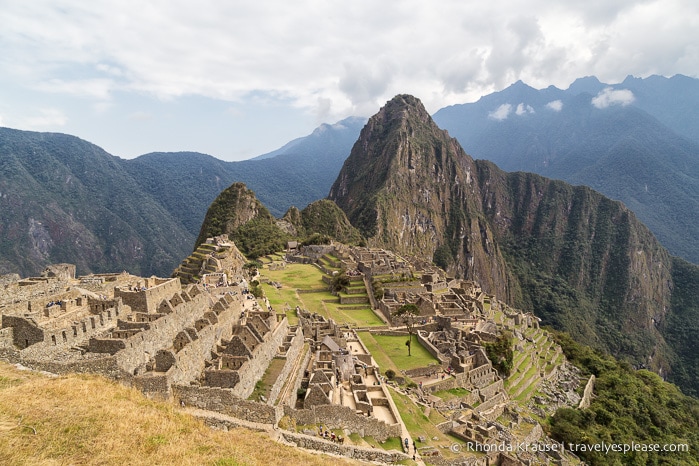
top-left (174, 242), bottom-right (231, 285)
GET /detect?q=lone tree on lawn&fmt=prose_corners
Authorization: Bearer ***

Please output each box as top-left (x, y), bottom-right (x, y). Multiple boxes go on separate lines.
top-left (393, 303), bottom-right (419, 356)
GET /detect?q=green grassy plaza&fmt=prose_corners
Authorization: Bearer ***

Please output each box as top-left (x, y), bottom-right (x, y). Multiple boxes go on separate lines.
top-left (259, 261), bottom-right (384, 328)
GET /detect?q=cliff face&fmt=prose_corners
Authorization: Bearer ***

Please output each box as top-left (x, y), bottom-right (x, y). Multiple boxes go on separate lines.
top-left (477, 163), bottom-right (673, 371)
top-left (329, 95), bottom-right (512, 297)
top-left (329, 94), bottom-right (682, 380)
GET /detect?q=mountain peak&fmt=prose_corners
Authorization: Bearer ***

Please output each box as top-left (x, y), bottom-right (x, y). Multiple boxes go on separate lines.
top-left (328, 95), bottom-right (510, 291)
top-left (567, 76), bottom-right (605, 95)
top-left (375, 94), bottom-right (432, 125)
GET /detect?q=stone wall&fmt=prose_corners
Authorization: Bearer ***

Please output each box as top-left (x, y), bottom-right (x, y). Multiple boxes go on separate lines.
top-left (280, 431), bottom-right (410, 464)
top-left (267, 326), bottom-right (305, 405)
top-left (0, 327), bottom-right (14, 348)
top-left (114, 290), bottom-right (213, 374)
top-left (165, 299), bottom-right (240, 387)
top-left (404, 365), bottom-right (442, 378)
top-left (477, 379), bottom-right (503, 400)
top-left (417, 330), bottom-right (449, 364)
top-left (6, 299), bottom-right (126, 354)
top-left (285, 342), bottom-right (312, 407)
top-left (423, 377), bottom-right (458, 394)
top-left (11, 353), bottom-right (127, 380)
top-left (0, 278), bottom-right (70, 307)
top-left (114, 278), bottom-right (181, 314)
top-left (228, 317), bottom-right (290, 399)
top-left (174, 384), bottom-right (282, 424)
top-left (284, 404), bottom-right (402, 441)
top-left (578, 375), bottom-right (595, 409)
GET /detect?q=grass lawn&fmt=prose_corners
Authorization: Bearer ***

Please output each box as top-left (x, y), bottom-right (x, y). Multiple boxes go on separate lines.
top-left (432, 387), bottom-right (471, 401)
top-left (260, 283), bottom-right (301, 325)
top-left (262, 263), bottom-right (327, 289)
top-left (261, 263), bottom-right (384, 328)
top-left (357, 332), bottom-right (438, 372)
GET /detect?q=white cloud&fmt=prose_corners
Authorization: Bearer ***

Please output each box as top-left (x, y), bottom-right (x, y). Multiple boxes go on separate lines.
top-left (489, 104), bottom-right (513, 120)
top-left (33, 78), bottom-right (115, 100)
top-left (546, 100), bottom-right (563, 111)
top-left (0, 0), bottom-right (696, 159)
top-left (591, 87), bottom-right (635, 108)
top-left (1, 1), bottom-right (696, 115)
top-left (515, 103), bottom-right (535, 115)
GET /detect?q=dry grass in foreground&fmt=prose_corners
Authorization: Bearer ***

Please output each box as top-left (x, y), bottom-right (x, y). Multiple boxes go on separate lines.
top-left (0, 361), bottom-right (360, 466)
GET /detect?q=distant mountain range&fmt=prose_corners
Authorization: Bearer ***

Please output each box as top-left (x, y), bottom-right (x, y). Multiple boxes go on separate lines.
top-left (0, 128), bottom-right (192, 277)
top-left (433, 74), bottom-right (699, 264)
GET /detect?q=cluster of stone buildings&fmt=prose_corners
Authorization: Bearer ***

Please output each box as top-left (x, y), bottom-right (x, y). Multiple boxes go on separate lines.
top-left (291, 309), bottom-right (403, 440)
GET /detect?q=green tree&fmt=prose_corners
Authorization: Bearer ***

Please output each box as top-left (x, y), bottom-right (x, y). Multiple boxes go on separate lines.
top-left (330, 273), bottom-right (351, 292)
top-left (484, 331), bottom-right (514, 376)
top-left (393, 304), bottom-right (419, 356)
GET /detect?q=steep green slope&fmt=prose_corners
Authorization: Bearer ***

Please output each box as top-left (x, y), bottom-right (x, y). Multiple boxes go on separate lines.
top-left (194, 182), bottom-right (289, 259)
top-left (0, 128), bottom-right (191, 277)
top-left (295, 199), bottom-right (363, 245)
top-left (551, 332), bottom-right (699, 465)
top-left (662, 258), bottom-right (699, 397)
top-left (196, 185), bottom-right (362, 260)
top-left (477, 162), bottom-right (673, 371)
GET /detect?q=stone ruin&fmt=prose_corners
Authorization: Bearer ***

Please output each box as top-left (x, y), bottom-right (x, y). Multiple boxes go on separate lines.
top-left (293, 310), bottom-right (403, 440)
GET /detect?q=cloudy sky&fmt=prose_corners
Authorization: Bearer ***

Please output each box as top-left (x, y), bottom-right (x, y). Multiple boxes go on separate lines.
top-left (1, 1), bottom-right (697, 161)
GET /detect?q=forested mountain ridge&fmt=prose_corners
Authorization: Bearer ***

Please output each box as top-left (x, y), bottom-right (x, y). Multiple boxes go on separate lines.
top-left (0, 117), bottom-right (364, 277)
top-left (0, 128), bottom-right (191, 277)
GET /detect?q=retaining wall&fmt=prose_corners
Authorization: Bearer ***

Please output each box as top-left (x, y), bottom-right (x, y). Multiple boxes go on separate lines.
top-left (284, 404), bottom-right (402, 441)
top-left (174, 384), bottom-right (282, 424)
top-left (268, 326), bottom-right (305, 405)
